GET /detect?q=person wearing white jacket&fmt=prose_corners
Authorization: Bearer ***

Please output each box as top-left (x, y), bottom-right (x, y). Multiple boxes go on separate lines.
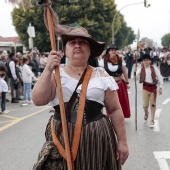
top-left (0, 65), bottom-right (9, 114)
top-left (22, 57), bottom-right (37, 104)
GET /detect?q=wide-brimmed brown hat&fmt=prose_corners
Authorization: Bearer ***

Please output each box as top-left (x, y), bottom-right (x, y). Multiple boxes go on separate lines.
top-left (61, 27), bottom-right (105, 59)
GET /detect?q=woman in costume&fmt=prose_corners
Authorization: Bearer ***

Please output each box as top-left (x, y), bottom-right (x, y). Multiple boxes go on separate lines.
top-left (99, 44), bottom-right (131, 118)
top-left (32, 27), bottom-right (129, 170)
top-left (159, 48), bottom-right (170, 81)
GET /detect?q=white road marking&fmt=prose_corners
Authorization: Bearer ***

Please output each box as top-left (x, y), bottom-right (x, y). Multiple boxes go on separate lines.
top-left (153, 120), bottom-right (160, 132)
top-left (154, 151), bottom-right (170, 170)
top-left (162, 98), bottom-right (170, 105)
top-left (155, 109), bottom-right (161, 118)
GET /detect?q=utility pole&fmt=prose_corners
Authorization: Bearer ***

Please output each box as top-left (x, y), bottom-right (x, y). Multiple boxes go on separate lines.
top-left (144, 0), bottom-right (150, 8)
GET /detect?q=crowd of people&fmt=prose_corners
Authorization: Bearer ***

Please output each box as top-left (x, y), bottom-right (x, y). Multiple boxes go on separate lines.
top-left (0, 49), bottom-right (48, 113)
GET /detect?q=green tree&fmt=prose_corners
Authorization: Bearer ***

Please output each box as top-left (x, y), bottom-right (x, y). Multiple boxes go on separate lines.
top-left (161, 33), bottom-right (170, 47)
top-left (11, 0), bottom-right (122, 52)
top-left (114, 14), bottom-right (135, 49)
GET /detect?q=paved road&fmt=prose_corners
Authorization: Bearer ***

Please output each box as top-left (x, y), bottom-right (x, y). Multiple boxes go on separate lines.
top-left (0, 78), bottom-right (170, 170)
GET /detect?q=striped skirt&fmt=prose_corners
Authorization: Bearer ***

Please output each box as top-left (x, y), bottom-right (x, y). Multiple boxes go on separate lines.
top-left (33, 115), bottom-right (121, 170)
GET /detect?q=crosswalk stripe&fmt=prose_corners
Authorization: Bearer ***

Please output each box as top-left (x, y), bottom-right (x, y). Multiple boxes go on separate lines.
top-left (154, 151), bottom-right (170, 170)
top-left (153, 120), bottom-right (160, 132)
top-left (162, 98), bottom-right (170, 105)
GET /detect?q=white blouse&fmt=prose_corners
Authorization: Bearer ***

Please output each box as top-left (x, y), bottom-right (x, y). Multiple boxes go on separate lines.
top-left (98, 59), bottom-right (126, 72)
top-left (50, 65), bottom-right (119, 106)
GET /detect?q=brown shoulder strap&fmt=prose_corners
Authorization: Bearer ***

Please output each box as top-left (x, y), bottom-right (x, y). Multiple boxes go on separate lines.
top-left (71, 66), bottom-right (93, 161)
top-left (51, 65), bottom-right (93, 162)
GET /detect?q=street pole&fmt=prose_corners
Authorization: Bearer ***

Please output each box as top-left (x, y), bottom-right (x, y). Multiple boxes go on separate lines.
top-left (112, 2), bottom-right (147, 44)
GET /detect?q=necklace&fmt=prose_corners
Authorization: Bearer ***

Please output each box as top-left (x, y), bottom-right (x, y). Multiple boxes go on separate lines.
top-left (68, 64), bottom-right (85, 76)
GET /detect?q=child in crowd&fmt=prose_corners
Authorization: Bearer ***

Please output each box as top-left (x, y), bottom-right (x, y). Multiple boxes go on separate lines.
top-left (0, 65), bottom-right (9, 114)
top-left (21, 57), bottom-right (38, 104)
top-left (133, 54), bottom-right (163, 128)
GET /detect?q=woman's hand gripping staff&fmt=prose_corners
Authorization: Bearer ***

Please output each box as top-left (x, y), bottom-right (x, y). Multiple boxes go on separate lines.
top-left (32, 51), bottom-right (62, 106)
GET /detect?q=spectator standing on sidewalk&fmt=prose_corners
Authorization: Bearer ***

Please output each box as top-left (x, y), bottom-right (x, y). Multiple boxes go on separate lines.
top-left (15, 58), bottom-right (23, 100)
top-left (0, 55), bottom-right (8, 82)
top-left (39, 52), bottom-right (48, 74)
top-left (0, 65), bottom-right (9, 114)
top-left (6, 53), bottom-right (20, 103)
top-left (27, 53), bottom-right (35, 71)
top-left (32, 51), bottom-right (39, 77)
top-left (21, 57), bottom-right (38, 104)
top-left (0, 55), bottom-right (8, 66)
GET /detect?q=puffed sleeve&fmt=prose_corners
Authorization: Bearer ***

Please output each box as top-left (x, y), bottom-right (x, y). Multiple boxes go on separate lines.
top-left (101, 76), bottom-right (119, 91)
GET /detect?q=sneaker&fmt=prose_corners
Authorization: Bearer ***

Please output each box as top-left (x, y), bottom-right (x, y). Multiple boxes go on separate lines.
top-left (21, 103), bottom-right (28, 107)
top-left (150, 120), bottom-right (154, 128)
top-left (27, 100), bottom-right (33, 104)
top-left (2, 110), bottom-right (9, 114)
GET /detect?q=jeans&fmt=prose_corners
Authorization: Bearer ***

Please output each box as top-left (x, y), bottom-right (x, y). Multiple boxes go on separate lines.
top-left (1, 92), bottom-right (6, 112)
top-left (23, 83), bottom-right (32, 101)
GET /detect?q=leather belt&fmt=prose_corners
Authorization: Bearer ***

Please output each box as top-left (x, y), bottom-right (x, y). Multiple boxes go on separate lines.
top-left (143, 82), bottom-right (157, 87)
top-left (53, 99), bottom-right (104, 126)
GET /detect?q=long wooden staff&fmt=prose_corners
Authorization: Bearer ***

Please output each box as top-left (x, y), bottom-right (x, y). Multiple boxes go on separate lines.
top-left (134, 29), bottom-right (140, 131)
top-left (134, 50), bottom-right (138, 131)
top-left (45, 2), bottom-right (72, 170)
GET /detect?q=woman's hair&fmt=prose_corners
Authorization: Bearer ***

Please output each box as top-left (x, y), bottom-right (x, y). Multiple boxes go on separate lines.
top-left (104, 53), bottom-right (122, 63)
top-left (0, 65), bottom-right (6, 71)
top-left (27, 54), bottom-right (32, 61)
top-left (104, 53), bottom-right (110, 63)
top-left (14, 57), bottom-right (19, 64)
top-left (8, 52), bottom-right (15, 59)
top-left (23, 57), bottom-right (29, 64)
